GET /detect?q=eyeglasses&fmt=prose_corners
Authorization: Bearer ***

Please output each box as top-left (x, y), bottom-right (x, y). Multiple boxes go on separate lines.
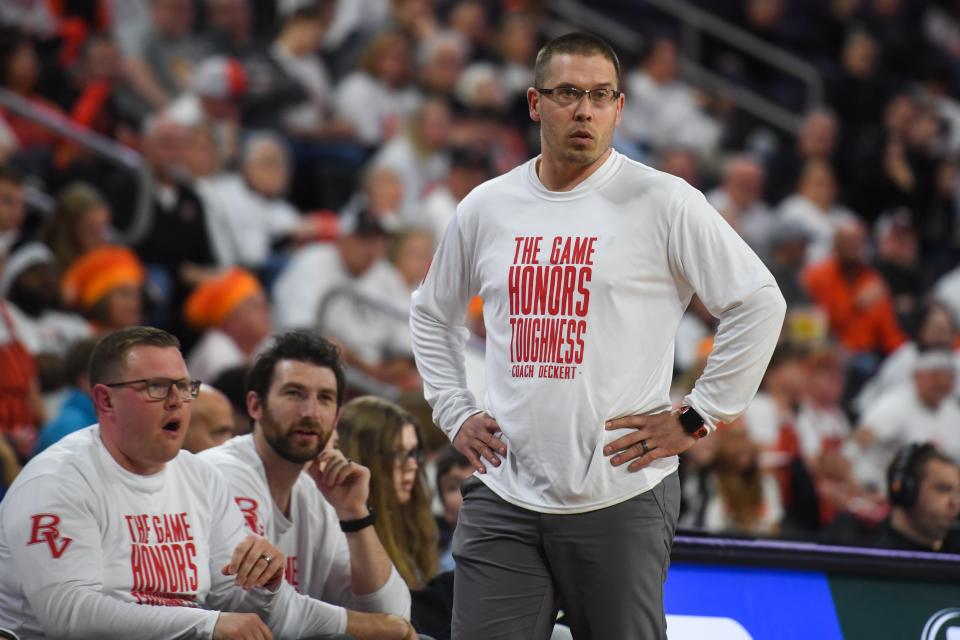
top-left (104, 378), bottom-right (202, 401)
top-left (394, 447), bottom-right (425, 467)
top-left (536, 86), bottom-right (622, 107)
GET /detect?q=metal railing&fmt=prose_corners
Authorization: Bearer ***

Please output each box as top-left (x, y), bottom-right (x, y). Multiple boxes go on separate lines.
top-left (547, 0), bottom-right (825, 134)
top-left (0, 87), bottom-right (154, 244)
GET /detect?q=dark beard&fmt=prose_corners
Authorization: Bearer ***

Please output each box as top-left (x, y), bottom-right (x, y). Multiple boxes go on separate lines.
top-left (9, 281), bottom-right (59, 317)
top-left (260, 408), bottom-right (330, 464)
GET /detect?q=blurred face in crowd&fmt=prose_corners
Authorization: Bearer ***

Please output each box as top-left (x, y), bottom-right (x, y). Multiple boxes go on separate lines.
top-left (421, 41), bottom-right (465, 95)
top-left (843, 31), bottom-right (877, 78)
top-left (151, 0), bottom-right (194, 39)
top-left (747, 0), bottom-right (784, 29)
top-left (798, 160), bottom-right (837, 210)
top-left (183, 386), bottom-right (235, 453)
top-left (884, 93), bottom-right (917, 137)
top-left (208, 0), bottom-right (251, 43)
top-left (83, 38), bottom-right (121, 82)
top-left (438, 463), bottom-right (473, 526)
top-left (183, 125), bottom-right (220, 178)
top-left (799, 111), bottom-right (837, 158)
top-left (914, 366), bottom-right (955, 410)
top-left (714, 424), bottom-right (757, 474)
top-left (95, 284), bottom-right (144, 330)
top-left (250, 360), bottom-right (339, 464)
top-left (833, 220), bottom-right (867, 269)
top-left (392, 423), bottom-right (421, 505)
top-left (285, 10), bottom-right (331, 55)
top-left (643, 39), bottom-right (679, 84)
top-left (806, 360), bottom-right (844, 408)
top-left (658, 148), bottom-right (701, 188)
top-left (499, 15), bottom-right (537, 66)
top-left (392, 230), bottom-right (434, 288)
top-left (911, 458), bottom-right (960, 544)
top-left (918, 306), bottom-right (955, 350)
top-left (723, 157), bottom-right (765, 209)
top-left (9, 263), bottom-right (59, 314)
top-left (144, 120), bottom-right (187, 180)
top-left (0, 178), bottom-right (25, 233)
top-left (366, 167), bottom-right (404, 215)
top-left (4, 41), bottom-right (39, 93)
top-left (529, 53), bottom-right (624, 169)
top-left (95, 345), bottom-right (194, 474)
top-left (74, 204), bottom-right (111, 254)
top-left (415, 99), bottom-right (452, 151)
top-left (449, 1), bottom-right (489, 47)
top-left (221, 290), bottom-right (271, 352)
top-left (339, 233), bottom-right (388, 277)
top-left (374, 35), bottom-right (412, 88)
top-left (243, 139), bottom-right (289, 199)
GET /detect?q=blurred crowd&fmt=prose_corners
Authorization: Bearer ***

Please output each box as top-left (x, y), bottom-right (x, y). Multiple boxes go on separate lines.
top-left (1, 0), bottom-right (960, 560)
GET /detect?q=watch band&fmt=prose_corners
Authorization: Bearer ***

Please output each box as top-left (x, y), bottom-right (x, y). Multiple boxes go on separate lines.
top-left (339, 509), bottom-right (376, 533)
top-left (678, 406), bottom-right (708, 439)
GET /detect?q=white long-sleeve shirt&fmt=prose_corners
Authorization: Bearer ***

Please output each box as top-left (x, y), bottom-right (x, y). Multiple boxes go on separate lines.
top-left (199, 435), bottom-right (410, 617)
top-left (0, 425), bottom-right (351, 638)
top-left (410, 150), bottom-right (785, 514)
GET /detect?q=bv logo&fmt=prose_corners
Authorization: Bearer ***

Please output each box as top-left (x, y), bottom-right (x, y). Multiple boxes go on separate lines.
top-left (27, 513), bottom-right (73, 559)
top-left (234, 497), bottom-right (265, 536)
top-left (922, 608), bottom-right (960, 640)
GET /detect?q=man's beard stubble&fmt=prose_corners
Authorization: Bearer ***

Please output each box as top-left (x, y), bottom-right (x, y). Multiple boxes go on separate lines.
top-left (260, 406), bottom-right (331, 464)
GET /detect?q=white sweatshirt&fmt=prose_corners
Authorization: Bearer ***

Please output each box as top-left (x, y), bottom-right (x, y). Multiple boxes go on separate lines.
top-left (199, 435), bottom-right (411, 616)
top-left (0, 426), bottom-right (351, 638)
top-left (410, 150), bottom-right (786, 514)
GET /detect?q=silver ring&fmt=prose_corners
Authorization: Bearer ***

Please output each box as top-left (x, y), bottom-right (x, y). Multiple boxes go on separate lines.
top-left (259, 553), bottom-right (273, 564)
top-left (640, 439), bottom-right (650, 455)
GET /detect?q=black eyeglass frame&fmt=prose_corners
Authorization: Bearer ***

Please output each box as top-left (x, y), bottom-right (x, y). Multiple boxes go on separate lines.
top-left (535, 86), bottom-right (623, 105)
top-left (103, 378), bottom-right (202, 401)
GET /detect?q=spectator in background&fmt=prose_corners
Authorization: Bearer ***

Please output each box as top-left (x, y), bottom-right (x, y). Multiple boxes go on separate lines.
top-left (495, 12), bottom-right (538, 100)
top-left (371, 96), bottom-right (452, 224)
top-left (803, 217), bottom-right (906, 357)
top-left (855, 301), bottom-right (959, 418)
top-left (765, 108), bottom-right (840, 205)
top-left (210, 362), bottom-right (252, 436)
top-left (765, 219), bottom-right (813, 308)
top-left (198, 132), bottom-right (313, 270)
top-left (181, 383), bottom-right (234, 453)
top-left (873, 209), bottom-right (924, 334)
top-left (0, 27), bottom-right (64, 154)
top-left (33, 337), bottom-right (98, 454)
top-left (849, 350), bottom-right (960, 493)
top-left (0, 164), bottom-right (25, 252)
top-left (184, 267), bottom-right (271, 384)
top-left (826, 29), bottom-right (890, 149)
top-left (779, 159), bottom-right (857, 264)
top-left (706, 155), bottom-right (776, 258)
top-left (875, 443), bottom-right (960, 553)
top-left (205, 0), bottom-right (258, 58)
top-left (338, 395), bottom-right (439, 590)
top-left (1, 243), bottom-right (91, 393)
top-left (199, 331), bottom-right (416, 637)
top-left (61, 245), bottom-right (146, 332)
top-left (335, 31), bottom-right (420, 147)
top-left (134, 117), bottom-right (218, 324)
top-left (417, 30), bottom-right (468, 98)
top-left (656, 146), bottom-right (702, 189)
top-left (42, 182), bottom-right (112, 273)
top-left (421, 146), bottom-right (489, 242)
top-left (121, 0), bottom-right (213, 113)
top-left (434, 445), bottom-right (472, 572)
top-left (701, 423), bottom-right (784, 537)
top-left (619, 37), bottom-right (720, 160)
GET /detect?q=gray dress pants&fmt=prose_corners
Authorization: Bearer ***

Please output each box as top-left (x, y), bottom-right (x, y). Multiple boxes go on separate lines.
top-left (451, 472), bottom-right (681, 640)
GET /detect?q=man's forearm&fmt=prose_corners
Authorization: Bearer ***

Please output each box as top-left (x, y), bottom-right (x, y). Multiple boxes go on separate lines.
top-left (345, 610), bottom-right (415, 640)
top-left (343, 524), bottom-right (397, 596)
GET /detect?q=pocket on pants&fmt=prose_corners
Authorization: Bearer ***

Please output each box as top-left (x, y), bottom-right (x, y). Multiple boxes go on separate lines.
top-left (461, 475), bottom-right (483, 499)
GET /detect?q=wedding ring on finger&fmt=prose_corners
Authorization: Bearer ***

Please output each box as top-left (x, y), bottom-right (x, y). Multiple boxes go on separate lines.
top-left (640, 439), bottom-right (650, 455)
top-left (258, 553), bottom-right (273, 564)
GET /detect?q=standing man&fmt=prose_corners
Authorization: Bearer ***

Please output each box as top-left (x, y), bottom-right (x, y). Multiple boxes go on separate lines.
top-left (0, 326), bottom-right (370, 638)
top-left (410, 32), bottom-right (786, 639)
top-left (200, 330), bottom-right (418, 640)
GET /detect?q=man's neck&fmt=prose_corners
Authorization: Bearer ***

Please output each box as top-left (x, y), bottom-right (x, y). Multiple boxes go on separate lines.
top-left (890, 509), bottom-right (942, 550)
top-left (253, 427), bottom-right (304, 517)
top-left (536, 147), bottom-right (611, 192)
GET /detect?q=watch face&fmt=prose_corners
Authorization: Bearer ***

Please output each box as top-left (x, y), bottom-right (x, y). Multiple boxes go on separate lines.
top-left (680, 407), bottom-right (705, 434)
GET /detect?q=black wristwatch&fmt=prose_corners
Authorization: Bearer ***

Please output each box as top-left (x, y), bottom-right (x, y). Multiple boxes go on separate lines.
top-left (678, 406), bottom-right (708, 439)
top-left (340, 508), bottom-right (377, 533)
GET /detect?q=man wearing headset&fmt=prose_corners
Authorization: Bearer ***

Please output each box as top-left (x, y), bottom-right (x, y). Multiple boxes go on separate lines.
top-left (879, 442), bottom-right (960, 553)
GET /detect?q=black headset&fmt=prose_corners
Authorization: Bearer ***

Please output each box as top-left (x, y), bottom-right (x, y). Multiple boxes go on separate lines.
top-left (887, 442), bottom-right (937, 509)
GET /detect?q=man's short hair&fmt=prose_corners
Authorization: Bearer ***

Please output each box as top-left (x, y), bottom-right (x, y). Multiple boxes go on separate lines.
top-left (533, 32), bottom-right (621, 89)
top-left (88, 327), bottom-right (180, 385)
top-left (246, 330), bottom-right (345, 408)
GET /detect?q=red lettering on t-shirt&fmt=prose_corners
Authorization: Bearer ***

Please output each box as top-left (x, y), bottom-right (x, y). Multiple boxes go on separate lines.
top-left (234, 497), bottom-right (265, 535)
top-left (27, 513), bottom-right (73, 559)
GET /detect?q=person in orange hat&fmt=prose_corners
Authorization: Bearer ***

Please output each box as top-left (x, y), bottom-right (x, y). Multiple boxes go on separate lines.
top-left (61, 245), bottom-right (145, 332)
top-left (184, 267), bottom-right (271, 383)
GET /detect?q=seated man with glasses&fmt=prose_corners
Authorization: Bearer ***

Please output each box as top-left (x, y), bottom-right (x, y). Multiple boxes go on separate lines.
top-left (0, 325), bottom-right (392, 638)
top-left (200, 330), bottom-right (421, 639)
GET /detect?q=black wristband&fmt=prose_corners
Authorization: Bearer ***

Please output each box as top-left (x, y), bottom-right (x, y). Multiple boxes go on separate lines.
top-left (678, 405), bottom-right (706, 437)
top-left (340, 509), bottom-right (376, 533)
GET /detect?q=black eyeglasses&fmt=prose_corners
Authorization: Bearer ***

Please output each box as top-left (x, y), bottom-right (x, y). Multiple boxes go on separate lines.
top-left (104, 378), bottom-right (202, 401)
top-left (394, 447), bottom-right (425, 467)
top-left (536, 86), bottom-right (622, 107)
